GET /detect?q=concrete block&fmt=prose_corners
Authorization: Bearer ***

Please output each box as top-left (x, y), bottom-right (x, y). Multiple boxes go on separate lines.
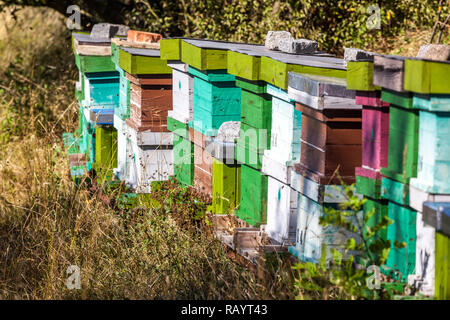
top-left (265, 31), bottom-right (292, 50)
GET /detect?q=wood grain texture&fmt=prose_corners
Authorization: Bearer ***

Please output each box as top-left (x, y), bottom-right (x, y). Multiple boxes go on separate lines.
top-left (404, 59), bottom-right (450, 94)
top-left (127, 30), bottom-right (162, 44)
top-left (411, 110), bottom-right (450, 194)
top-left (361, 107), bottom-right (389, 170)
top-left (237, 164), bottom-right (268, 227)
top-left (260, 55), bottom-right (346, 90)
top-left (265, 176), bottom-right (298, 244)
top-left (381, 177), bottom-right (410, 206)
top-left (119, 48), bottom-right (171, 75)
top-left (355, 90), bottom-right (389, 107)
top-left (380, 105), bottom-right (419, 184)
top-left (435, 232), bottom-right (450, 299)
top-left (212, 158), bottom-right (241, 214)
top-left (346, 61), bottom-right (380, 91)
top-left (385, 201), bottom-right (416, 282)
top-left (373, 55), bottom-right (405, 92)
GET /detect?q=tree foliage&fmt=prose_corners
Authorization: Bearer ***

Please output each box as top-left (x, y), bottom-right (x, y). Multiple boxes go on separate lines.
top-left (1, 0), bottom-right (447, 54)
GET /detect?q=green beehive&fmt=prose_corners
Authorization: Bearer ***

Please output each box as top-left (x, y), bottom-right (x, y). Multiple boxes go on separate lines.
top-left (240, 89), bottom-right (272, 130)
top-left (212, 159), bottom-right (241, 214)
top-left (381, 177), bottom-right (410, 207)
top-left (435, 232), bottom-right (450, 300)
top-left (380, 104), bottom-right (419, 184)
top-left (362, 198), bottom-right (389, 248)
top-left (95, 126), bottom-right (117, 182)
top-left (236, 164), bottom-right (268, 226)
top-left (173, 134), bottom-right (194, 187)
top-left (383, 201), bottom-right (416, 282)
top-left (235, 79), bottom-right (272, 171)
top-left (355, 175), bottom-right (382, 199)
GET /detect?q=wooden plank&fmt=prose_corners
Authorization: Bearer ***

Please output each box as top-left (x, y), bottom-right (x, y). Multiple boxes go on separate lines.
top-left (75, 53), bottom-right (116, 73)
top-left (68, 153), bottom-right (87, 167)
top-left (385, 201), bottom-right (416, 282)
top-left (119, 47), bottom-right (171, 75)
top-left (407, 210), bottom-right (436, 296)
top-left (361, 106), bottom-right (389, 171)
top-left (237, 165), bottom-right (268, 226)
top-left (381, 89), bottom-right (413, 109)
top-left (409, 183), bottom-right (450, 213)
top-left (240, 89), bottom-right (272, 129)
top-left (265, 177), bottom-right (298, 244)
top-left (295, 143), bottom-right (361, 184)
top-left (261, 55), bottom-right (346, 90)
top-left (404, 58), bottom-right (450, 94)
top-left (355, 174), bottom-right (382, 199)
top-left (288, 72), bottom-right (354, 98)
top-left (127, 30), bottom-right (162, 44)
top-left (422, 202), bottom-right (450, 237)
top-left (355, 90), bottom-right (389, 107)
top-left (227, 50), bottom-right (261, 81)
top-left (170, 68), bottom-right (194, 123)
top-left (435, 232), bottom-right (450, 299)
top-left (268, 94), bottom-right (301, 164)
top-left (373, 55), bottom-right (406, 92)
top-left (167, 116), bottom-right (190, 139)
top-left (380, 105), bottom-right (419, 184)
top-left (346, 61), bottom-right (380, 91)
top-left (411, 110), bottom-right (450, 194)
top-left (235, 78), bottom-right (267, 94)
top-left (413, 94), bottom-right (450, 112)
top-left (74, 41), bottom-right (111, 56)
top-left (212, 159), bottom-right (241, 214)
top-left (290, 170), bottom-right (347, 203)
top-left (381, 177), bottom-right (410, 206)
top-left (173, 134), bottom-right (194, 186)
top-left (194, 164), bottom-right (213, 196)
top-left (181, 40), bottom-right (228, 70)
top-left (160, 38), bottom-right (182, 61)
top-left (290, 194), bottom-right (359, 264)
top-left (111, 37), bottom-right (160, 49)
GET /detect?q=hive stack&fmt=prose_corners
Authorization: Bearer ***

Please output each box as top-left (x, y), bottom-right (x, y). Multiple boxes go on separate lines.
top-left (160, 38), bottom-right (195, 187)
top-left (346, 51), bottom-right (391, 263)
top-left (260, 84), bottom-right (300, 245)
top-left (161, 39), bottom-right (242, 197)
top-left (228, 44), bottom-right (348, 234)
top-left (403, 55), bottom-right (450, 297)
top-left (372, 55), bottom-right (421, 283)
top-left (422, 202), bottom-right (450, 300)
top-left (287, 72), bottom-right (362, 263)
top-left (211, 121), bottom-right (241, 214)
top-left (112, 31), bottom-right (173, 193)
top-left (64, 25), bottom-right (126, 182)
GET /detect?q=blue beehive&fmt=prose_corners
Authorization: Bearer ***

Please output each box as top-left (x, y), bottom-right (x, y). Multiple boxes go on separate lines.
top-left (411, 109), bottom-right (450, 194)
top-left (189, 66), bottom-right (241, 136)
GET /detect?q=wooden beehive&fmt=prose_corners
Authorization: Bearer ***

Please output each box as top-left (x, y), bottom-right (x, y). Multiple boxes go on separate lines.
top-left (288, 72), bottom-right (361, 184)
top-left (294, 104), bottom-right (362, 184)
top-left (236, 164), bottom-right (268, 227)
top-left (380, 104), bottom-right (419, 184)
top-left (410, 103), bottom-right (450, 194)
top-left (126, 73), bottom-right (172, 131)
top-left (167, 62), bottom-right (194, 124)
top-left (190, 66), bottom-right (241, 136)
top-left (265, 176), bottom-right (298, 244)
top-left (211, 159), bottom-right (241, 214)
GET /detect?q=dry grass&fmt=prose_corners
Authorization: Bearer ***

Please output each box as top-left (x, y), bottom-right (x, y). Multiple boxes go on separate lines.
top-left (0, 5), bottom-right (446, 300)
top-left (0, 6), bottom-right (296, 300)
